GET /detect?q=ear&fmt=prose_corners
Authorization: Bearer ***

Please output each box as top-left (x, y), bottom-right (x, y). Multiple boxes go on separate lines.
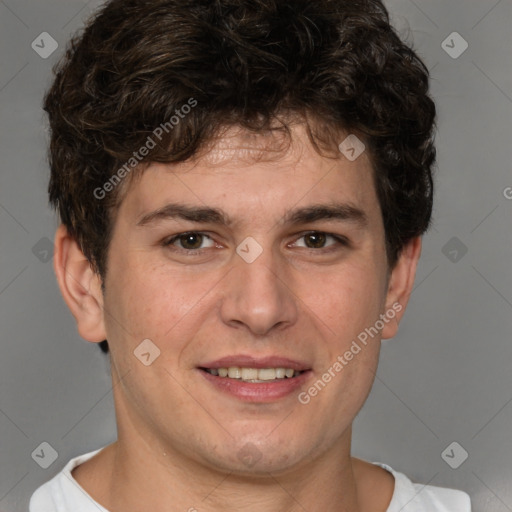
top-left (381, 236), bottom-right (422, 340)
top-left (53, 224), bottom-right (107, 343)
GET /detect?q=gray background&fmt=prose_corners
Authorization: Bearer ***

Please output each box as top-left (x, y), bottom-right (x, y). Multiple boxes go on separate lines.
top-left (1, 0), bottom-right (511, 511)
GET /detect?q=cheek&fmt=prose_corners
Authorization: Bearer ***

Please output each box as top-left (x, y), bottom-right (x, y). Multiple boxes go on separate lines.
top-left (308, 263), bottom-right (386, 343)
top-left (104, 257), bottom-right (220, 345)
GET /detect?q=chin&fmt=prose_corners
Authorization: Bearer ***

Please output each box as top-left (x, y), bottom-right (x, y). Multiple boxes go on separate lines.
top-left (198, 437), bottom-right (308, 477)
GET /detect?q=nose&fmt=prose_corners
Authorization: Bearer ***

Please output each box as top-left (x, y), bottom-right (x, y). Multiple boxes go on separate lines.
top-left (219, 245), bottom-right (299, 337)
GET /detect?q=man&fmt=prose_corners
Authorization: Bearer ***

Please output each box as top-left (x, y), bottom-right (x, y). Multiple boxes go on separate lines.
top-left (30, 0), bottom-right (471, 510)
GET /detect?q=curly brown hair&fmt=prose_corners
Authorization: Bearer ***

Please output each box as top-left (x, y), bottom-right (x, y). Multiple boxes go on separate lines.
top-left (44, 0), bottom-right (436, 351)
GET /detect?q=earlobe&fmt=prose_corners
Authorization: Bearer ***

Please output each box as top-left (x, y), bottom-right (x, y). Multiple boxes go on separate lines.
top-left (381, 237), bottom-right (422, 340)
top-left (53, 224), bottom-right (107, 343)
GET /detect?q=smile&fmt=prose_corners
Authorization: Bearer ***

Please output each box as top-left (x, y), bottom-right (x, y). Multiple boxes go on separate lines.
top-left (202, 367), bottom-right (303, 382)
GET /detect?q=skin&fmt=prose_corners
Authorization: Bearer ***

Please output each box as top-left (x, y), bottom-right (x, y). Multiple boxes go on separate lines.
top-left (54, 122), bottom-right (421, 512)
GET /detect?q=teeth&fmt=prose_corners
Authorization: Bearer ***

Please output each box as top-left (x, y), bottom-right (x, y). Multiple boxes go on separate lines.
top-left (205, 367), bottom-right (302, 381)
top-left (228, 367), bottom-right (241, 378)
top-left (257, 368), bottom-right (277, 381)
top-left (275, 368), bottom-right (286, 378)
top-left (241, 368), bottom-right (258, 380)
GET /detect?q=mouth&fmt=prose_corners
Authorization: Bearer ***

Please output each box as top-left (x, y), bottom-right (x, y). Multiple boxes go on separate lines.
top-left (200, 366), bottom-right (305, 383)
top-left (197, 355), bottom-right (312, 402)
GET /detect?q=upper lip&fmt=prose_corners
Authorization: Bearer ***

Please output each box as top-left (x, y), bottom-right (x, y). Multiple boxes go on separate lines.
top-left (199, 355), bottom-right (311, 371)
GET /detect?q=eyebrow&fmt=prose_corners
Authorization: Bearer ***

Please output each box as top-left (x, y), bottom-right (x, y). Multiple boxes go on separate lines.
top-left (136, 202), bottom-right (368, 229)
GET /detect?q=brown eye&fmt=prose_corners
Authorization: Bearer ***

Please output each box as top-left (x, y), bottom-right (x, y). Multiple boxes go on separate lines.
top-left (177, 233), bottom-right (204, 250)
top-left (164, 232), bottom-right (215, 252)
top-left (303, 232), bottom-right (328, 249)
top-left (291, 231), bottom-right (349, 251)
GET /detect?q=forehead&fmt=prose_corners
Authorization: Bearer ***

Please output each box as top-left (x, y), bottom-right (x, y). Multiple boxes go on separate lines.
top-left (195, 125), bottom-right (300, 166)
top-left (119, 123), bottom-right (379, 226)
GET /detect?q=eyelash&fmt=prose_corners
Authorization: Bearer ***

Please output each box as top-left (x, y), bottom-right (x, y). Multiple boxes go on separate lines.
top-left (162, 231), bottom-right (349, 255)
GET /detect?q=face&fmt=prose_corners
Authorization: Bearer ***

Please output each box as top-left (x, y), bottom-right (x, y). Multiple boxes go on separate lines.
top-left (97, 123), bottom-right (403, 475)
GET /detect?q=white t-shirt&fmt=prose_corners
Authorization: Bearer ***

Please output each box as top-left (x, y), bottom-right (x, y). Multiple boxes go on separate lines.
top-left (30, 448), bottom-right (471, 512)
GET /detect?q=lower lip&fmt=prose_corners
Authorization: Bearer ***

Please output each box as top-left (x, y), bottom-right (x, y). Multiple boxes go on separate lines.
top-left (199, 369), bottom-right (312, 402)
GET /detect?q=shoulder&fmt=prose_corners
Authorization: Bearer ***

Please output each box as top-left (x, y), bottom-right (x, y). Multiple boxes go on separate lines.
top-left (374, 462), bottom-right (472, 512)
top-left (29, 448), bottom-right (108, 512)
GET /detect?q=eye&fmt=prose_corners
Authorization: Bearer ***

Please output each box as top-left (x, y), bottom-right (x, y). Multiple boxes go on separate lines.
top-left (163, 232), bottom-right (216, 252)
top-left (162, 230), bottom-right (348, 256)
top-left (291, 231), bottom-right (348, 251)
